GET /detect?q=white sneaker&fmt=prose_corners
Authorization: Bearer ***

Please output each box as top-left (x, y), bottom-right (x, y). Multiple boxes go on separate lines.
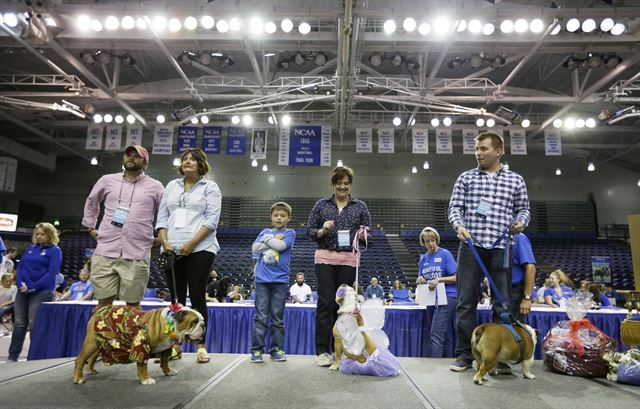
top-left (315, 353), bottom-right (332, 367)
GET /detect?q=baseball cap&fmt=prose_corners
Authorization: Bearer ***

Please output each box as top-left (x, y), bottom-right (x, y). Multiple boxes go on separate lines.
top-left (125, 145), bottom-right (149, 163)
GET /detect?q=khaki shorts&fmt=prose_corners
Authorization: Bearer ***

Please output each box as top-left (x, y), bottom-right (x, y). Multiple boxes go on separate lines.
top-left (90, 254), bottom-right (150, 303)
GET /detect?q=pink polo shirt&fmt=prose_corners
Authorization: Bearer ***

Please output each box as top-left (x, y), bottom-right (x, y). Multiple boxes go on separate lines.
top-left (82, 172), bottom-right (164, 260)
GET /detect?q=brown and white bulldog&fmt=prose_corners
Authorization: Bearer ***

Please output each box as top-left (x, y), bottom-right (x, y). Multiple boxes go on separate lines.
top-left (73, 305), bottom-right (204, 385)
top-left (471, 323), bottom-right (537, 385)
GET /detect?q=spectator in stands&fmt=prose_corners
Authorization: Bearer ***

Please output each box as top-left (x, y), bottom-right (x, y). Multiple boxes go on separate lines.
top-left (82, 145), bottom-right (164, 309)
top-left (0, 273), bottom-right (17, 325)
top-left (416, 226), bottom-right (457, 358)
top-left (387, 279), bottom-right (413, 304)
top-left (0, 247), bottom-right (18, 275)
top-left (228, 285), bottom-right (244, 302)
top-left (8, 223), bottom-right (62, 362)
top-left (554, 269), bottom-right (575, 288)
top-left (537, 278), bottom-right (553, 303)
top-left (58, 268), bottom-right (94, 301)
top-left (543, 270), bottom-right (574, 307)
top-left (588, 283), bottom-right (611, 307)
top-left (206, 270), bottom-right (219, 302)
top-left (448, 131), bottom-right (530, 372)
top-left (580, 280), bottom-right (592, 292)
top-left (157, 147), bottom-right (222, 364)
top-left (290, 272), bottom-right (312, 303)
top-left (307, 165), bottom-right (371, 367)
top-left (603, 285), bottom-right (624, 307)
top-left (250, 202), bottom-right (296, 362)
top-left (365, 277), bottom-right (384, 299)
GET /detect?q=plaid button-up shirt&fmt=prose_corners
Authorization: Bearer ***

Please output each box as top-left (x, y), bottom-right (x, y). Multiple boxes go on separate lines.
top-left (448, 164), bottom-right (530, 249)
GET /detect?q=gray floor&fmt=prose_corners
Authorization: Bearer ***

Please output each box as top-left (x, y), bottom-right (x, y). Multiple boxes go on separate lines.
top-left (0, 355), bottom-right (638, 409)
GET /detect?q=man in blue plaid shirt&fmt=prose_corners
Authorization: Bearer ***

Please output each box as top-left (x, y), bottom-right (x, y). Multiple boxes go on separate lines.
top-left (447, 132), bottom-right (530, 372)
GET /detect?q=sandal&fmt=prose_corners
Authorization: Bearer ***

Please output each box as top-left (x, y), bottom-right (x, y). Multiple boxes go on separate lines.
top-left (196, 348), bottom-right (210, 364)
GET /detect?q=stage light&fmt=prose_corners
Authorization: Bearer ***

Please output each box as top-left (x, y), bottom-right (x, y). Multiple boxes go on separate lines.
top-left (90, 19), bottom-right (103, 32)
top-left (521, 119), bottom-right (530, 128)
top-left (410, 118), bottom-right (416, 126)
top-left (391, 54), bottom-right (403, 67)
top-left (105, 16), bottom-right (119, 30)
top-left (264, 21), bottom-right (277, 34)
top-left (600, 18), bottom-right (614, 32)
top-left (200, 115), bottom-right (209, 124)
top-left (121, 16), bottom-right (135, 30)
top-left (199, 52), bottom-right (212, 66)
top-left (500, 19), bottom-right (513, 33)
top-left (80, 51), bottom-right (95, 64)
top-left (566, 18), bottom-right (580, 33)
top-left (282, 115), bottom-right (291, 126)
top-left (582, 19), bottom-right (596, 33)
top-left (431, 118), bottom-right (440, 127)
top-left (242, 115), bottom-right (253, 127)
top-left (423, 161), bottom-right (430, 170)
top-left (637, 179), bottom-right (640, 187)
top-left (369, 53), bottom-right (383, 67)
top-left (231, 115), bottom-right (240, 125)
top-left (93, 114), bottom-right (103, 124)
top-left (588, 54), bottom-right (603, 68)
top-left (433, 17), bottom-right (450, 34)
top-left (126, 114), bottom-right (135, 124)
top-left (90, 157), bottom-right (98, 166)
top-left (482, 23), bottom-right (495, 36)
top-left (152, 16), bottom-right (167, 31)
top-left (200, 16), bottom-right (214, 29)
top-left (216, 19), bottom-right (229, 33)
top-left (393, 116), bottom-right (402, 127)
top-left (251, 159), bottom-right (258, 167)
top-left (610, 23), bottom-right (625, 36)
top-left (298, 22), bottom-right (311, 35)
top-left (191, 117), bottom-right (199, 125)
top-left (314, 53), bottom-right (327, 66)
top-left (249, 17), bottom-right (264, 34)
top-left (468, 19), bottom-right (482, 34)
top-left (587, 162), bottom-right (595, 172)
top-left (184, 16), bottom-right (198, 30)
top-left (476, 118), bottom-right (485, 127)
top-left (136, 17), bottom-right (147, 30)
top-left (553, 118), bottom-right (563, 128)
top-left (103, 114), bottom-right (113, 123)
top-left (469, 54), bottom-right (483, 68)
top-left (514, 18), bottom-right (528, 33)
top-left (77, 15), bottom-right (91, 31)
top-left (457, 20), bottom-right (467, 32)
top-left (530, 19), bottom-right (544, 33)
top-left (168, 18), bottom-right (182, 32)
top-left (564, 118), bottom-right (575, 129)
top-left (229, 18), bottom-right (241, 31)
top-left (267, 115), bottom-right (275, 125)
top-left (605, 55), bottom-right (622, 69)
top-left (156, 114), bottom-right (166, 124)
top-left (575, 118), bottom-right (585, 128)
top-left (411, 166), bottom-right (417, 174)
top-left (555, 168), bottom-right (562, 176)
top-left (403, 18), bottom-right (416, 32)
top-left (337, 159), bottom-right (344, 167)
top-left (384, 20), bottom-right (396, 34)
top-left (281, 18), bottom-right (293, 33)
top-left (486, 118), bottom-right (495, 127)
top-left (585, 118), bottom-right (596, 128)
top-left (115, 115), bottom-right (124, 124)
top-left (418, 22), bottom-right (431, 35)
top-left (173, 157), bottom-right (181, 167)
top-left (443, 117), bottom-right (452, 126)
top-left (262, 164), bottom-right (268, 172)
top-left (551, 24), bottom-right (561, 35)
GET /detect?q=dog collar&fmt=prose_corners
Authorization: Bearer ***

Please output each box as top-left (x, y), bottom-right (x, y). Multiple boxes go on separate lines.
top-left (162, 306), bottom-right (182, 341)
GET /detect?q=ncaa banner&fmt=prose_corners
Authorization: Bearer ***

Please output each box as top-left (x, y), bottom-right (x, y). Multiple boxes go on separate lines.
top-left (462, 129), bottom-right (477, 155)
top-left (356, 128), bottom-right (372, 153)
top-left (251, 128), bottom-right (267, 160)
top-left (377, 128), bottom-right (394, 153)
top-left (544, 129), bottom-right (562, 156)
top-left (104, 124), bottom-right (123, 151)
top-left (177, 126), bottom-right (198, 152)
top-left (278, 125), bottom-right (331, 166)
top-left (125, 125), bottom-right (143, 146)
top-left (152, 126), bottom-right (174, 155)
top-left (202, 126), bottom-right (222, 153)
top-left (412, 128), bottom-right (428, 154)
top-left (436, 128), bottom-right (453, 154)
top-left (510, 129), bottom-right (527, 155)
top-left (226, 127), bottom-right (247, 155)
top-left (86, 124), bottom-right (103, 150)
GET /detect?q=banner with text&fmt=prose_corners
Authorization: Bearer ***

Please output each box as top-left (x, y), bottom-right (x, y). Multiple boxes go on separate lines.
top-left (86, 124), bottom-right (103, 150)
top-left (152, 126), bottom-right (174, 155)
top-left (104, 124), bottom-right (123, 151)
top-left (544, 129), bottom-right (562, 156)
top-left (412, 128), bottom-right (428, 154)
top-left (436, 129), bottom-right (453, 154)
top-left (125, 125), bottom-right (143, 147)
top-left (202, 126), bottom-right (222, 153)
top-left (378, 128), bottom-right (395, 153)
top-left (462, 129), bottom-right (477, 154)
top-left (251, 128), bottom-right (267, 160)
top-left (356, 128), bottom-right (372, 153)
top-left (278, 125), bottom-right (331, 166)
top-left (226, 127), bottom-right (247, 155)
top-left (177, 126), bottom-right (198, 152)
top-left (510, 129), bottom-right (528, 155)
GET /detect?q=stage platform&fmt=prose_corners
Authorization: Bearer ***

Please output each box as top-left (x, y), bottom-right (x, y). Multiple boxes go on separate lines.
top-left (1, 355), bottom-right (638, 409)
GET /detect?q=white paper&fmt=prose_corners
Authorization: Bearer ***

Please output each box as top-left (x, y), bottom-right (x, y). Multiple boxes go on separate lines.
top-left (356, 128), bottom-right (372, 153)
top-left (416, 283), bottom-right (447, 306)
top-left (435, 129), bottom-right (453, 154)
top-left (462, 129), bottom-right (477, 155)
top-left (412, 128), bottom-right (428, 154)
top-left (544, 129), bottom-right (562, 156)
top-left (377, 128), bottom-right (395, 153)
top-left (510, 129), bottom-right (528, 155)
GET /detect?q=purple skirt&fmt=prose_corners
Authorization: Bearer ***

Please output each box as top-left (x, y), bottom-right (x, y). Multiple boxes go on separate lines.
top-left (338, 348), bottom-right (400, 377)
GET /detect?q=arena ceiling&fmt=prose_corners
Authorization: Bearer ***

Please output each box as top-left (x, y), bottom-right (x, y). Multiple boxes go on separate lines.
top-left (1, 0), bottom-right (640, 174)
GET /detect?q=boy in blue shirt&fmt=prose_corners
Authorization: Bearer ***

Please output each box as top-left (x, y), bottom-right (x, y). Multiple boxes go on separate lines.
top-left (250, 202), bottom-right (296, 363)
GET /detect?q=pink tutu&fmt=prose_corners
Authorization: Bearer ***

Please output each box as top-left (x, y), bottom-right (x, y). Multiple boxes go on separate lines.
top-left (338, 348), bottom-right (400, 377)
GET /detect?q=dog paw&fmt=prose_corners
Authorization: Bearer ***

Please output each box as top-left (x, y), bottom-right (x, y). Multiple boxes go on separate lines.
top-left (473, 377), bottom-right (483, 385)
top-left (523, 373), bottom-right (536, 380)
top-left (73, 377), bottom-right (84, 385)
top-left (489, 368), bottom-right (499, 376)
top-left (329, 364), bottom-right (339, 371)
top-left (164, 369), bottom-right (178, 376)
top-left (140, 378), bottom-right (156, 385)
top-left (88, 369), bottom-right (98, 375)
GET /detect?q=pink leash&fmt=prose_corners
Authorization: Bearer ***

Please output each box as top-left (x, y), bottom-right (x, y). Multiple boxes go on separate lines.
top-left (351, 226), bottom-right (370, 289)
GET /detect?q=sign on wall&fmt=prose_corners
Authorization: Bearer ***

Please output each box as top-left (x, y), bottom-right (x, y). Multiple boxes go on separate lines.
top-left (202, 126), bottom-right (222, 153)
top-left (278, 125), bottom-right (331, 166)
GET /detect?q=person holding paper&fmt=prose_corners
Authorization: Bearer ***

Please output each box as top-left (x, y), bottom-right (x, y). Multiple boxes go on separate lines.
top-left (416, 227), bottom-right (457, 358)
top-left (156, 147), bottom-right (222, 364)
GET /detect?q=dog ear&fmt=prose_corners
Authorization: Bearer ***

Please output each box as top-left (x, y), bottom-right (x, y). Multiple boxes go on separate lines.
top-left (174, 310), bottom-right (189, 323)
top-left (335, 296), bottom-right (344, 305)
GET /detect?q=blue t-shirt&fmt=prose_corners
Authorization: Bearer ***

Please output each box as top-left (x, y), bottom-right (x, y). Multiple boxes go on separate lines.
top-left (253, 228), bottom-right (296, 284)
top-left (418, 247), bottom-right (457, 298)
top-left (599, 292), bottom-right (612, 306)
top-left (512, 234), bottom-right (536, 285)
top-left (68, 281), bottom-right (93, 300)
top-left (543, 285), bottom-right (574, 306)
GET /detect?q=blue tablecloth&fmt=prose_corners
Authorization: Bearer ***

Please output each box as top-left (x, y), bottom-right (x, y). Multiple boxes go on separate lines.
top-left (27, 302), bottom-right (629, 360)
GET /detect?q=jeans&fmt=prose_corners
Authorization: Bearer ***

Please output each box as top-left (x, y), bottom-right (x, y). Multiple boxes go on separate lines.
top-left (510, 282), bottom-right (528, 324)
top-left (427, 296), bottom-right (457, 358)
top-left (9, 290), bottom-right (53, 360)
top-left (251, 282), bottom-right (289, 354)
top-left (314, 263), bottom-right (356, 355)
top-left (0, 304), bottom-right (14, 321)
top-left (454, 243), bottom-right (511, 362)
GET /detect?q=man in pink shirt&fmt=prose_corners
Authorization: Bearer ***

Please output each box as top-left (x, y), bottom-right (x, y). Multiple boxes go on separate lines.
top-left (82, 145), bottom-right (164, 308)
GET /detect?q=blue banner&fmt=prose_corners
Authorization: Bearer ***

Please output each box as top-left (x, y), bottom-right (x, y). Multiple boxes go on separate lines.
top-left (591, 256), bottom-right (611, 283)
top-left (288, 126), bottom-right (322, 166)
top-left (202, 126), bottom-right (222, 153)
top-left (226, 127), bottom-right (247, 155)
top-left (177, 126), bottom-right (198, 152)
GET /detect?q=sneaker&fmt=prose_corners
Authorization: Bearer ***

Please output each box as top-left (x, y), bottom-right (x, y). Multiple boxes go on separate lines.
top-left (270, 348), bottom-right (287, 362)
top-left (315, 352), bottom-right (332, 367)
top-left (449, 359), bottom-right (472, 372)
top-left (250, 351), bottom-right (263, 363)
top-left (492, 362), bottom-right (512, 375)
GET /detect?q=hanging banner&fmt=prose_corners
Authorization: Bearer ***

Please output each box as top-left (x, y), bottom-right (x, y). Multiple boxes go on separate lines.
top-left (436, 128), bottom-right (453, 154)
top-left (85, 124), bottom-right (103, 150)
top-left (251, 128), bottom-right (268, 160)
top-left (177, 126), bottom-right (198, 152)
top-left (412, 128), bottom-right (428, 154)
top-left (544, 129), bottom-right (562, 156)
top-left (152, 126), bottom-right (174, 155)
top-left (202, 126), bottom-right (222, 153)
top-left (591, 256), bottom-right (612, 283)
top-left (278, 125), bottom-right (331, 166)
top-left (104, 124), bottom-right (123, 151)
top-left (462, 129), bottom-right (477, 154)
top-left (125, 125), bottom-right (143, 146)
top-left (0, 157), bottom-right (18, 193)
top-left (226, 127), bottom-right (247, 155)
top-left (356, 128), bottom-right (372, 153)
top-left (510, 129), bottom-right (527, 155)
top-left (377, 128), bottom-right (395, 153)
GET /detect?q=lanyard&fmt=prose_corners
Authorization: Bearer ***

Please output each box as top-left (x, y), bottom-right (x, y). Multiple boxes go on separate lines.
top-left (117, 177), bottom-right (138, 207)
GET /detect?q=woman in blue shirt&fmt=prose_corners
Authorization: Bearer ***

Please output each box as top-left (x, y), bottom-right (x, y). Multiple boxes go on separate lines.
top-left (543, 270), bottom-right (574, 307)
top-left (417, 227), bottom-right (457, 358)
top-left (8, 223), bottom-right (62, 361)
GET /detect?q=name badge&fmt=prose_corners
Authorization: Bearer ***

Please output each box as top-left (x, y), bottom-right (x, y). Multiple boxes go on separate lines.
top-left (174, 208), bottom-right (188, 228)
top-left (111, 206), bottom-right (129, 227)
top-left (337, 229), bottom-right (351, 249)
top-left (372, 294), bottom-right (377, 299)
top-left (475, 198), bottom-right (492, 218)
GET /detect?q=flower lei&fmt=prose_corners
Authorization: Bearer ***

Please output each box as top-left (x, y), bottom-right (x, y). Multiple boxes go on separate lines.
top-left (164, 303), bottom-right (183, 341)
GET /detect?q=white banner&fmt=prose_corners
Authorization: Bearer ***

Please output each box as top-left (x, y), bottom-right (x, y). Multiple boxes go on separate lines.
top-left (544, 129), bottom-right (562, 156)
top-left (462, 129), bottom-right (477, 154)
top-left (321, 126), bottom-right (332, 166)
top-left (436, 129), bottom-right (453, 154)
top-left (152, 126), bottom-right (174, 155)
top-left (356, 128), bottom-right (372, 153)
top-left (125, 125), bottom-right (143, 146)
top-left (412, 128), bottom-right (428, 154)
top-left (85, 124), bottom-right (103, 150)
top-left (378, 128), bottom-right (395, 153)
top-left (0, 157), bottom-right (18, 193)
top-left (250, 128), bottom-right (267, 160)
top-left (510, 129), bottom-right (528, 155)
top-left (278, 128), bottom-right (290, 166)
top-left (104, 124), bottom-right (123, 151)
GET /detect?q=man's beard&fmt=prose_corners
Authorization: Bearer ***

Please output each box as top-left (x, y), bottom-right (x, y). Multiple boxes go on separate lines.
top-left (297, 282), bottom-right (304, 286)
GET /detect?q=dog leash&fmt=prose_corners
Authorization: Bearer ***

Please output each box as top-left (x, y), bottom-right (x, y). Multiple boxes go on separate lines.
top-left (351, 226), bottom-right (370, 293)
